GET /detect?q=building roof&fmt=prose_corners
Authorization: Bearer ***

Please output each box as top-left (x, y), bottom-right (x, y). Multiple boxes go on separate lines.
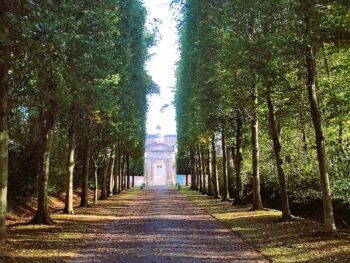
top-left (147, 134), bottom-right (160, 138)
top-left (164, 134), bottom-right (177, 137)
top-left (145, 143), bottom-right (174, 152)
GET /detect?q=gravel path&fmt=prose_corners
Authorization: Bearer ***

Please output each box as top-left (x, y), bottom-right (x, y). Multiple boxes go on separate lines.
top-left (70, 186), bottom-right (268, 263)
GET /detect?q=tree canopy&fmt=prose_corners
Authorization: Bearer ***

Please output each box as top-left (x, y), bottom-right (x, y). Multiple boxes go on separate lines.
top-left (175, 0), bottom-right (350, 232)
top-left (0, 0), bottom-right (157, 238)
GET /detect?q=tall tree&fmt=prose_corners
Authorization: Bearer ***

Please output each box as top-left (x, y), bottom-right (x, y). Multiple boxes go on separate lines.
top-left (30, 74), bottom-right (57, 225)
top-left (0, 1), bottom-right (10, 241)
top-left (64, 100), bottom-right (77, 214)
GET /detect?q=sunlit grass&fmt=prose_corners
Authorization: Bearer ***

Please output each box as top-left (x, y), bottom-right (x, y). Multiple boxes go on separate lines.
top-left (179, 186), bottom-right (350, 263)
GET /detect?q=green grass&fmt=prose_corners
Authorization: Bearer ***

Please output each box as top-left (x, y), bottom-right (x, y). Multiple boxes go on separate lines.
top-left (179, 187), bottom-right (350, 263)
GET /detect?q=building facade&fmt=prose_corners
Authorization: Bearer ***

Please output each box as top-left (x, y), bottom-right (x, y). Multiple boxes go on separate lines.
top-left (144, 133), bottom-right (177, 186)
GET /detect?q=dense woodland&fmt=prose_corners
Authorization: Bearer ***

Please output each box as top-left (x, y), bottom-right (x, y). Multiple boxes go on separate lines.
top-left (0, 0), bottom-right (156, 242)
top-left (175, 0), bottom-right (350, 232)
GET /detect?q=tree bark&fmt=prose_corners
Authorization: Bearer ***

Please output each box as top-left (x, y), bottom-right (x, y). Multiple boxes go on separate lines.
top-left (100, 152), bottom-right (108, 200)
top-left (113, 147), bottom-right (119, 194)
top-left (0, 29), bottom-right (9, 240)
top-left (211, 134), bottom-right (220, 199)
top-left (251, 85), bottom-right (263, 210)
top-left (306, 44), bottom-right (336, 232)
top-left (64, 100), bottom-right (76, 214)
top-left (190, 150), bottom-right (196, 190)
top-left (121, 155), bottom-right (126, 191)
top-left (266, 91), bottom-right (291, 220)
top-left (30, 76), bottom-right (56, 224)
top-left (93, 164), bottom-right (98, 204)
top-left (227, 146), bottom-right (233, 197)
top-left (221, 119), bottom-right (229, 201)
top-left (194, 150), bottom-right (200, 191)
top-left (207, 149), bottom-right (213, 196)
top-left (118, 154), bottom-right (123, 193)
top-left (120, 156), bottom-right (124, 191)
top-left (197, 145), bottom-right (202, 193)
top-left (233, 110), bottom-right (244, 205)
top-left (80, 131), bottom-right (91, 208)
top-left (200, 146), bottom-right (207, 194)
top-left (126, 156), bottom-right (130, 189)
top-left (107, 145), bottom-right (115, 197)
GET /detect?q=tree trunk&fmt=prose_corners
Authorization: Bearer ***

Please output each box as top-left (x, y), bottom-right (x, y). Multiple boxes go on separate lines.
top-left (121, 155), bottom-right (126, 191)
top-left (107, 145), bottom-right (115, 197)
top-left (229, 146), bottom-right (235, 199)
top-left (118, 154), bottom-right (123, 193)
top-left (266, 91), bottom-right (291, 220)
top-left (221, 119), bottom-right (229, 201)
top-left (126, 156), bottom-right (130, 189)
top-left (64, 100), bottom-right (76, 214)
top-left (190, 150), bottom-right (196, 190)
top-left (306, 44), bottom-right (336, 232)
top-left (80, 132), bottom-right (91, 208)
top-left (100, 153), bottom-right (108, 200)
top-left (113, 147), bottom-right (119, 194)
top-left (211, 134), bottom-right (220, 199)
top-left (132, 175), bottom-right (135, 187)
top-left (194, 150), bottom-right (200, 191)
top-left (185, 173), bottom-right (189, 186)
top-left (200, 147), bottom-right (207, 194)
top-left (227, 146), bottom-right (233, 197)
top-left (233, 110), bottom-right (244, 205)
top-left (30, 76), bottom-right (56, 224)
top-left (122, 155), bottom-right (126, 191)
top-left (0, 35), bottom-right (9, 240)
top-left (197, 145), bottom-right (202, 193)
top-left (207, 149), bottom-right (213, 196)
top-left (93, 165), bottom-right (98, 204)
top-left (251, 85), bottom-right (263, 210)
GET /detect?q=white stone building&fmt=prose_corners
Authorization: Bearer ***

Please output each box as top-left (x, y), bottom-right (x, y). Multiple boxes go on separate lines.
top-left (144, 132), bottom-right (177, 186)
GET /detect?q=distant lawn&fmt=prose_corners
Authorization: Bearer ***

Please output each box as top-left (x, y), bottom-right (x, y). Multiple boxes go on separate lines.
top-left (179, 187), bottom-right (350, 263)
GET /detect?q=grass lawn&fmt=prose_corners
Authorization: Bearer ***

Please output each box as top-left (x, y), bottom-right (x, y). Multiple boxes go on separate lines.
top-left (178, 187), bottom-right (350, 263)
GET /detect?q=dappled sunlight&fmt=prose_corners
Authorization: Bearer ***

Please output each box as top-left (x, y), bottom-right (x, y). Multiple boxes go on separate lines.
top-left (1, 187), bottom-right (268, 263)
top-left (8, 249), bottom-right (78, 259)
top-left (68, 187), bottom-right (267, 262)
top-left (0, 190), bottom-right (144, 263)
top-left (180, 187), bottom-right (350, 263)
top-left (4, 185), bottom-right (348, 262)
top-left (54, 214), bottom-right (120, 221)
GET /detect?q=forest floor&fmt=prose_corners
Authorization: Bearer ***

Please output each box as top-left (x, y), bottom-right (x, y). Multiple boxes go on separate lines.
top-left (179, 187), bottom-right (350, 262)
top-left (1, 186), bottom-right (267, 263)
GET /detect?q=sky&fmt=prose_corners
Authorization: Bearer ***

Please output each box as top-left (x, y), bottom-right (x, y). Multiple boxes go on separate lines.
top-left (144, 0), bottom-right (179, 136)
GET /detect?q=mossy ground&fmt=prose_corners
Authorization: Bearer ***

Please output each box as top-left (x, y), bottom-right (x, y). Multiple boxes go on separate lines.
top-left (179, 187), bottom-right (350, 263)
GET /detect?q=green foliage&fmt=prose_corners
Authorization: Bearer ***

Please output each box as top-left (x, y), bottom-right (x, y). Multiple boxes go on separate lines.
top-left (175, 0), bottom-right (350, 212)
top-left (4, 0), bottom-right (155, 196)
top-left (130, 157), bottom-right (144, 176)
top-left (176, 151), bottom-right (191, 175)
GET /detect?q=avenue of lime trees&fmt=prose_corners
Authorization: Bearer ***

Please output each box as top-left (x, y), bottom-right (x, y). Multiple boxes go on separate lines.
top-left (175, 0), bottom-right (350, 232)
top-left (0, 0), bottom-right (159, 241)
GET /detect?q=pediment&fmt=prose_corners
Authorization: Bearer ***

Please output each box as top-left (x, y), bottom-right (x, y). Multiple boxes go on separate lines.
top-left (146, 143), bottom-right (173, 152)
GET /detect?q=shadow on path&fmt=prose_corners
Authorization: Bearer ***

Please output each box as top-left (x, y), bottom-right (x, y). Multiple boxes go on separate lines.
top-left (71, 186), bottom-right (268, 263)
